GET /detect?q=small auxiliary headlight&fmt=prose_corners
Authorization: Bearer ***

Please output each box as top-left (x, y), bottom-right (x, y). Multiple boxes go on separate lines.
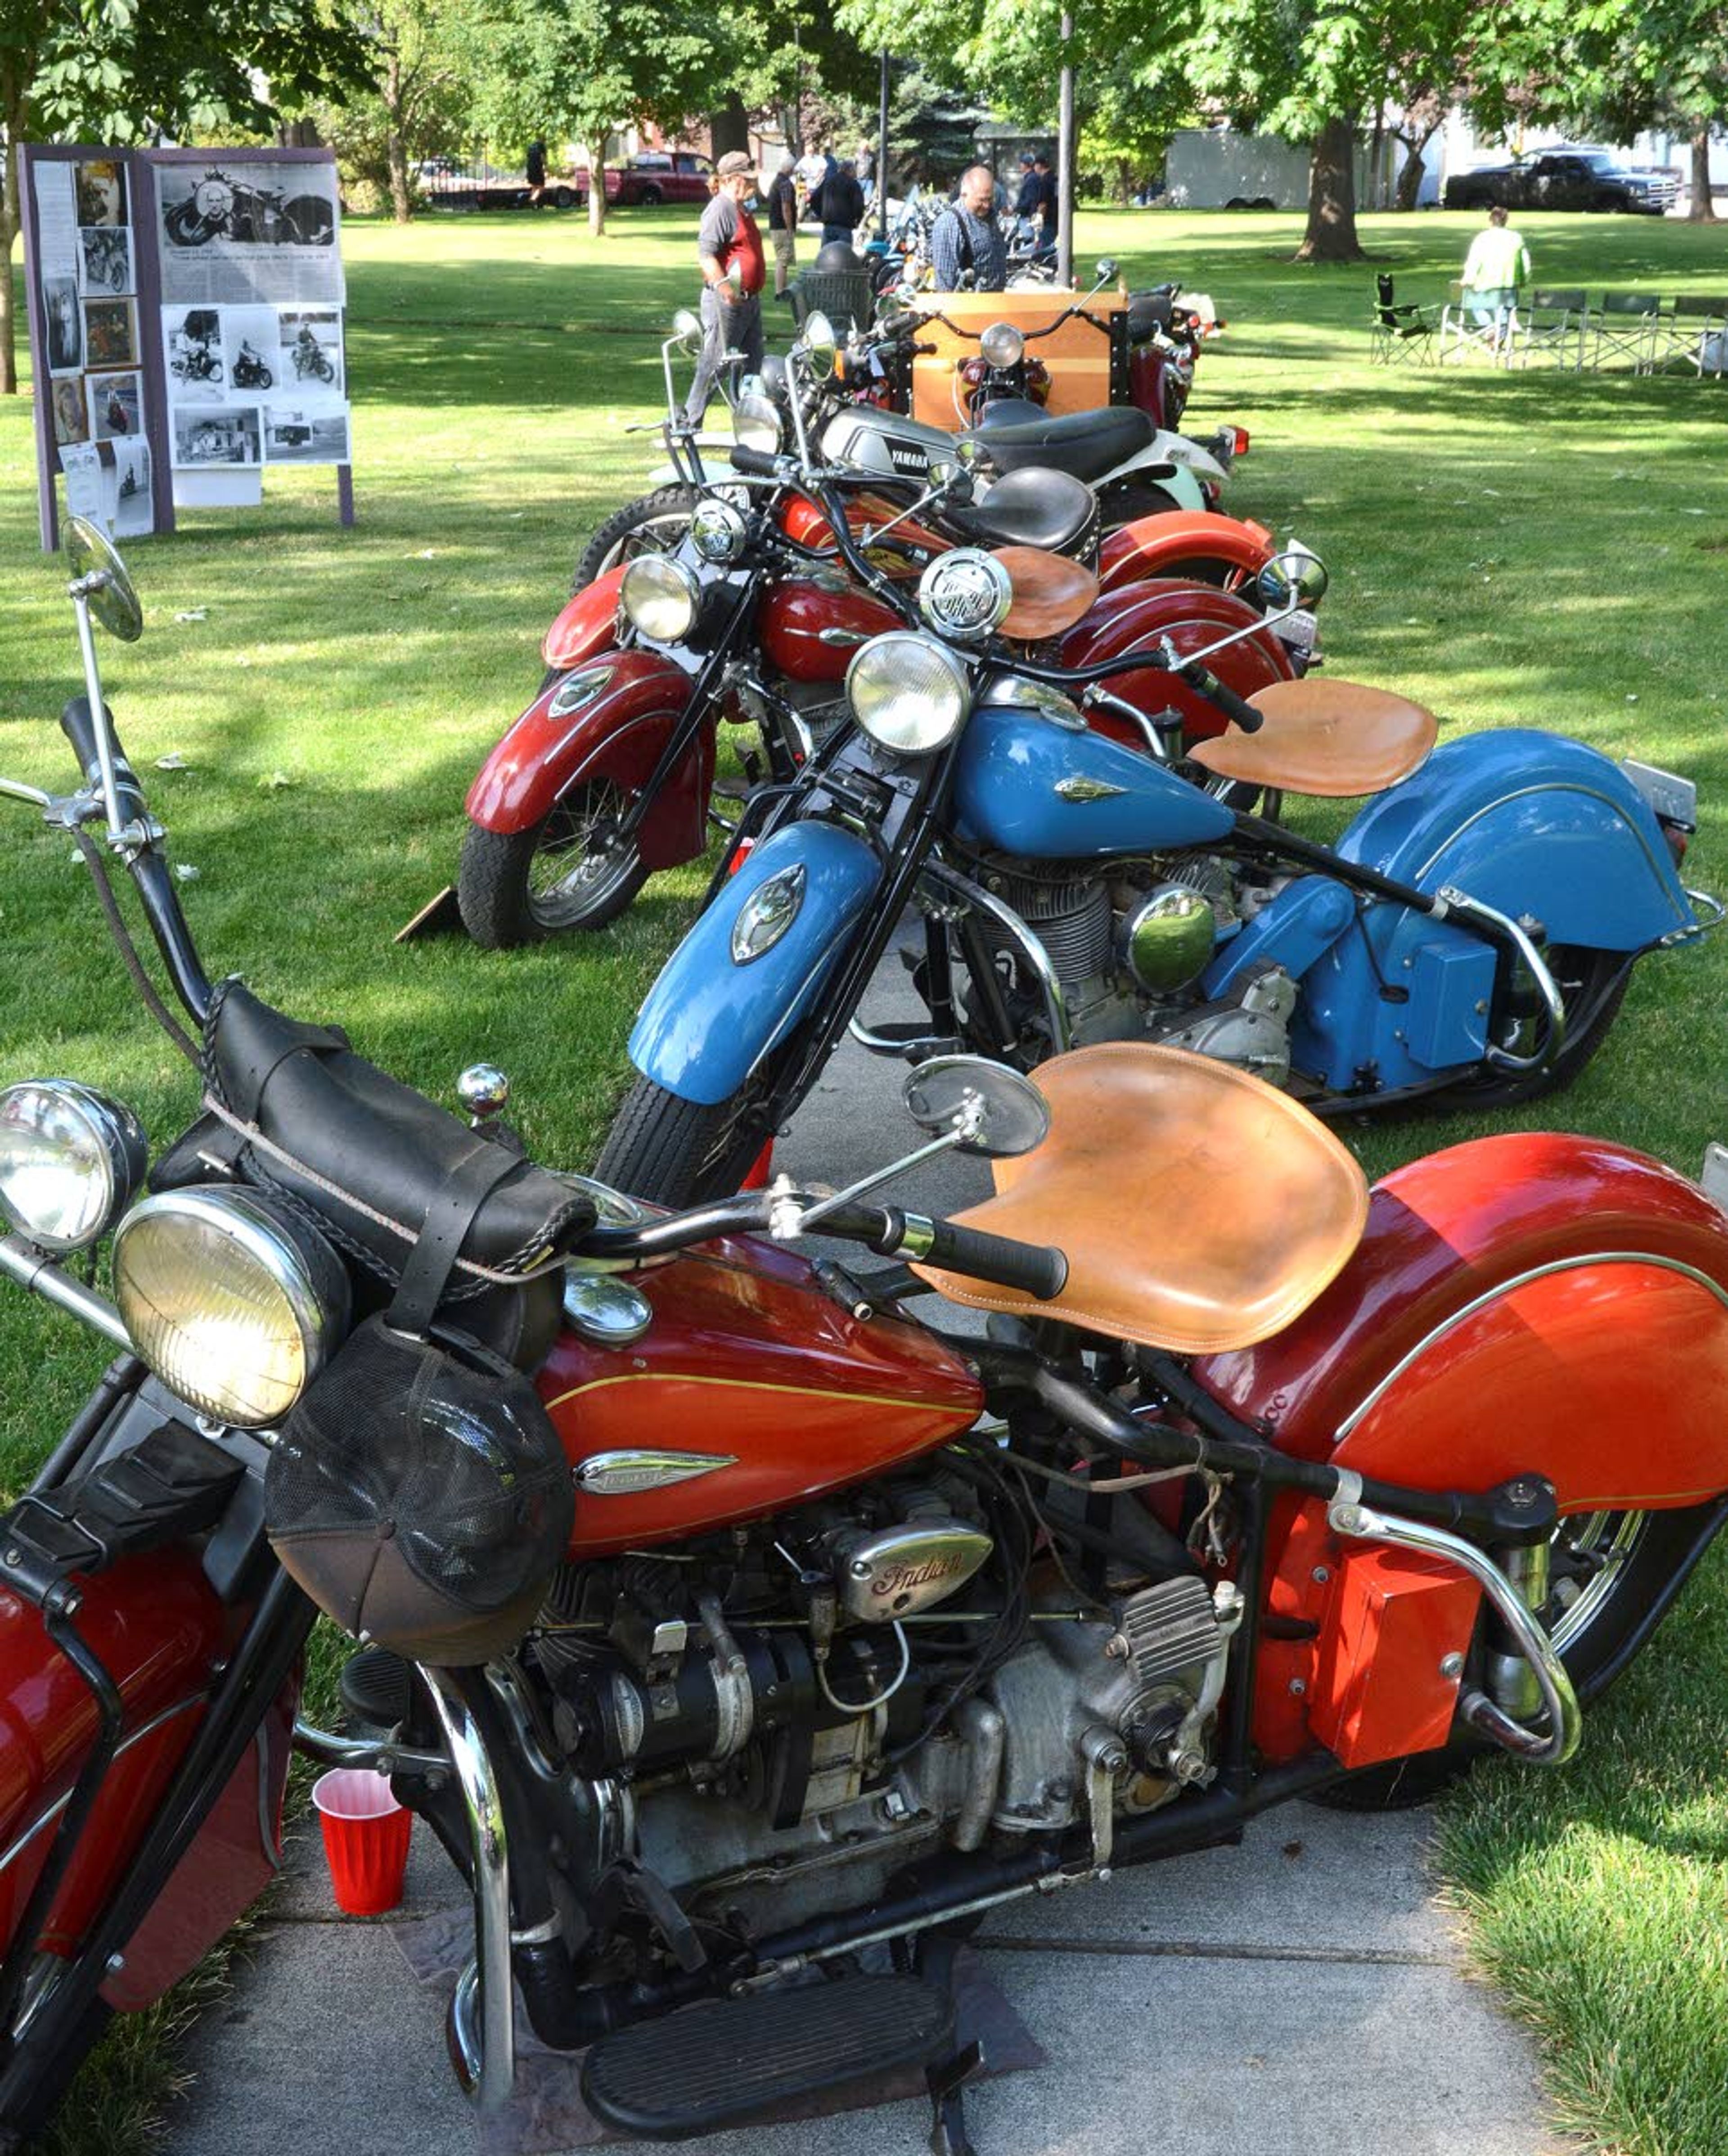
top-left (112, 1188), bottom-right (350, 1429)
top-left (0, 1081), bottom-right (146, 1253)
top-left (846, 633), bottom-right (972, 758)
top-left (980, 321), bottom-right (1025, 369)
top-left (690, 499), bottom-right (749, 564)
top-left (621, 555), bottom-right (701, 645)
top-left (918, 549), bottom-right (1014, 644)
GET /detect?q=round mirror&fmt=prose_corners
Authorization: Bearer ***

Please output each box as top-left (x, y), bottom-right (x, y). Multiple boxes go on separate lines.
top-left (672, 307), bottom-right (702, 343)
top-left (801, 310), bottom-right (837, 378)
top-left (63, 516), bottom-right (143, 643)
top-left (903, 1055), bottom-right (1050, 1159)
top-left (1096, 257), bottom-right (1119, 283)
top-left (1257, 548), bottom-right (1328, 610)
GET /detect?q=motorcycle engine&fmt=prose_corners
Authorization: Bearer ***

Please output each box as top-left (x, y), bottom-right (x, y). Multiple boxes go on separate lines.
top-left (526, 1472), bottom-right (1239, 1934)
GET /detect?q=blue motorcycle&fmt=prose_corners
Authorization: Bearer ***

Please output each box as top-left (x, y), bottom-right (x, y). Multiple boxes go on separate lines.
top-left (596, 543), bottom-right (1714, 1204)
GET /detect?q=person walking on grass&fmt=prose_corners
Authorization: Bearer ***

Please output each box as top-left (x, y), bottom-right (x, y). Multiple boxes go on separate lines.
top-left (683, 149), bottom-right (765, 427)
top-left (1460, 203), bottom-right (1530, 349)
top-left (525, 140), bottom-right (546, 207)
top-left (767, 153), bottom-right (798, 302)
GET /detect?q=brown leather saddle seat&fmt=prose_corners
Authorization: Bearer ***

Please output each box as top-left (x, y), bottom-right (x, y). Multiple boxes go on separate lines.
top-left (993, 546), bottom-right (1100, 640)
top-left (1185, 677), bottom-right (1438, 798)
top-left (912, 1042), bottom-right (1368, 1354)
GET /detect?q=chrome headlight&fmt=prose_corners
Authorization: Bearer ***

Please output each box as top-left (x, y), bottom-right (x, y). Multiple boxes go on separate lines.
top-left (980, 321), bottom-right (1025, 369)
top-left (690, 498), bottom-right (749, 564)
top-left (918, 549), bottom-right (1013, 644)
top-left (0, 1081), bottom-right (146, 1253)
top-left (112, 1189), bottom-right (350, 1428)
top-left (846, 633), bottom-right (972, 757)
top-left (620, 555), bottom-right (700, 644)
top-left (732, 392), bottom-right (782, 454)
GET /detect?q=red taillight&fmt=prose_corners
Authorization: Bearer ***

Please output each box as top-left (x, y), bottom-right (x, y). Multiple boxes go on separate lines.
top-left (1227, 426), bottom-right (1251, 458)
top-left (1664, 824), bottom-right (1691, 865)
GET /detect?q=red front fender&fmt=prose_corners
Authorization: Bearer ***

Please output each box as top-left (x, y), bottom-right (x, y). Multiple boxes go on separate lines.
top-left (543, 566), bottom-right (627, 671)
top-left (464, 650), bottom-right (711, 868)
top-left (1062, 578), bottom-right (1296, 744)
top-left (1098, 509), bottom-right (1276, 595)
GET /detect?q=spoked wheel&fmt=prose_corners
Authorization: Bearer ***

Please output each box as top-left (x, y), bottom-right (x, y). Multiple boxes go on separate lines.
top-left (573, 485), bottom-right (702, 591)
top-left (458, 780), bottom-right (648, 946)
top-left (1435, 944), bottom-right (1632, 1110)
top-left (1313, 1500), bottom-right (1711, 1811)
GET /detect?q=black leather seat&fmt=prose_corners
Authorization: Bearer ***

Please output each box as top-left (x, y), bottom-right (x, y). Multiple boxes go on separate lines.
top-left (963, 406), bottom-right (1159, 485)
top-left (946, 466), bottom-right (1098, 554)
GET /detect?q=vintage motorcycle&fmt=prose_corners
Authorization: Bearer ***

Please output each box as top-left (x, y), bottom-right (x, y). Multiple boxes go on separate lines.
top-left (9, 520), bottom-right (1728, 2156)
top-left (169, 341), bottom-right (222, 388)
top-left (231, 341), bottom-right (274, 391)
top-left (595, 535), bottom-right (1713, 1206)
top-left (455, 329), bottom-right (1308, 948)
top-left (164, 169), bottom-right (334, 249)
top-left (291, 331), bottom-right (336, 385)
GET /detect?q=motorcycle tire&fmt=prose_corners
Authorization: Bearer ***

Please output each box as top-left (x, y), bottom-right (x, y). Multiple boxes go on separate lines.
top-left (1098, 478), bottom-right (1190, 532)
top-left (255, 365), bottom-right (274, 389)
top-left (1313, 1499), bottom-right (1714, 1810)
top-left (573, 485), bottom-right (702, 591)
top-left (164, 199), bottom-right (212, 247)
top-left (594, 1072), bottom-right (774, 1207)
top-left (457, 783), bottom-right (648, 946)
top-left (282, 195), bottom-right (335, 245)
top-left (1431, 945), bottom-right (1631, 1111)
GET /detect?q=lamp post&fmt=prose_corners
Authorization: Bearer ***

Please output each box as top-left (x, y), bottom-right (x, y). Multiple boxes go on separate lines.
top-left (1057, 10), bottom-right (1075, 287)
top-left (878, 48), bottom-right (891, 241)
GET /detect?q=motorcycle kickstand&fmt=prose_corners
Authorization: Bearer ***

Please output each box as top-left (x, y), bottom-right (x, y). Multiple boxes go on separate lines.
top-left (909, 1927), bottom-right (985, 2156)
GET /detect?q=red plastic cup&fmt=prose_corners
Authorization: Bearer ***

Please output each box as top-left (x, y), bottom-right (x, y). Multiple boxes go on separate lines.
top-left (311, 1768), bottom-right (413, 1916)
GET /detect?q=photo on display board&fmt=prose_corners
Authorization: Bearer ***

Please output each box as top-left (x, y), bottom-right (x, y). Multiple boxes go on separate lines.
top-left (50, 376), bottom-right (89, 448)
top-left (278, 308), bottom-right (342, 392)
top-left (262, 406), bottom-right (351, 464)
top-left (79, 225), bottom-right (133, 296)
top-left (88, 371), bottom-right (143, 442)
top-left (75, 160), bottom-right (126, 229)
top-left (112, 438), bottom-right (153, 538)
top-left (173, 404), bottom-right (262, 466)
top-left (222, 305), bottom-right (282, 393)
top-left (83, 298), bottom-right (139, 371)
top-left (42, 277), bottom-right (82, 373)
top-left (162, 305), bottom-right (225, 392)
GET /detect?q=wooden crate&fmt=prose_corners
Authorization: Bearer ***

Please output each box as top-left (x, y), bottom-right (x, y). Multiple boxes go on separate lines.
top-left (910, 289), bottom-right (1125, 425)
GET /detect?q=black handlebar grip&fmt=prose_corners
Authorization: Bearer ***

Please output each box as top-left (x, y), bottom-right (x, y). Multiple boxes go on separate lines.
top-left (59, 695), bottom-right (147, 811)
top-left (1181, 665), bottom-right (1264, 734)
top-left (919, 1216), bottom-right (1069, 1301)
top-left (729, 447), bottom-right (781, 478)
top-left (912, 342), bottom-right (939, 356)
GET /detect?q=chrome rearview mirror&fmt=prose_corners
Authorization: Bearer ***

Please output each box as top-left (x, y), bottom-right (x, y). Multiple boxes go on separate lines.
top-left (64, 516), bottom-right (143, 644)
top-left (800, 309), bottom-right (837, 379)
top-left (1096, 257), bottom-right (1119, 284)
top-left (904, 1055), bottom-right (1049, 1159)
top-left (1257, 547), bottom-right (1328, 610)
top-left (672, 307), bottom-right (702, 343)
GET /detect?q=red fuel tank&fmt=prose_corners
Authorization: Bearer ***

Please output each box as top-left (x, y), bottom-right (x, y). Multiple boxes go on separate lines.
top-left (759, 580), bottom-right (903, 685)
top-left (540, 1233), bottom-right (984, 1558)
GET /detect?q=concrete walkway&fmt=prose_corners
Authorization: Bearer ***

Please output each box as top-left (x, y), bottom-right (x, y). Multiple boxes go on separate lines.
top-left (171, 974), bottom-right (1565, 2156)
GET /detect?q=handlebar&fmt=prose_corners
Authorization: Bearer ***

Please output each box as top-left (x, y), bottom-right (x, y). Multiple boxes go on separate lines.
top-left (1178, 665), bottom-right (1264, 734)
top-left (878, 1207), bottom-right (1068, 1300)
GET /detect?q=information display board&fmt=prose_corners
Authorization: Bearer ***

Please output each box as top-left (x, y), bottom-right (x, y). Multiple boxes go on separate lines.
top-left (22, 144), bottom-right (355, 551)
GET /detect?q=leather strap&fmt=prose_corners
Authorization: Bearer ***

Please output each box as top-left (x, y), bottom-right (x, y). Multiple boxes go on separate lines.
top-left (388, 1138), bottom-right (522, 1336)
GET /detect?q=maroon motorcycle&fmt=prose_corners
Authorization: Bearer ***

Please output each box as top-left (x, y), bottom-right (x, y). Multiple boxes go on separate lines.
top-left (6, 520), bottom-right (1728, 2155)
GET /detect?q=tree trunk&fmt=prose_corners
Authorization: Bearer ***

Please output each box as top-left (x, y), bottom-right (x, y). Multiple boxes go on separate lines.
top-left (384, 51), bottom-right (411, 224)
top-left (709, 94), bottom-right (749, 161)
top-left (1689, 127), bottom-right (1716, 222)
top-left (1394, 126), bottom-right (1436, 212)
top-left (1113, 154), bottom-right (1134, 206)
top-left (585, 142), bottom-right (607, 236)
top-left (1295, 113), bottom-right (1364, 262)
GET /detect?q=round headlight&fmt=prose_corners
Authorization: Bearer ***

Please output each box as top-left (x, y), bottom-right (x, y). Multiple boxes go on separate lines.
top-left (0, 1081), bottom-right (146, 1253)
top-left (620, 555), bottom-right (700, 644)
top-left (690, 498), bottom-right (749, 564)
top-left (846, 633), bottom-right (972, 757)
top-left (112, 1189), bottom-right (350, 1428)
top-left (732, 392), bottom-right (783, 454)
top-left (980, 321), bottom-right (1025, 369)
top-left (918, 549), bottom-right (1014, 644)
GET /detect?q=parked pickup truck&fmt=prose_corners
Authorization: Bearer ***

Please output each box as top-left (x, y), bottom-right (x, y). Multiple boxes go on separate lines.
top-left (572, 152), bottom-right (716, 208)
top-left (1444, 147), bottom-right (1677, 215)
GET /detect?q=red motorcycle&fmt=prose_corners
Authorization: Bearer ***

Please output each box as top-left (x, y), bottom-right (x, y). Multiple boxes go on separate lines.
top-left (7, 522), bottom-right (1728, 2153)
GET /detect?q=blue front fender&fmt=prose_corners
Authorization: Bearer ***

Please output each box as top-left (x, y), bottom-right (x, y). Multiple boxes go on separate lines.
top-left (628, 822), bottom-right (884, 1105)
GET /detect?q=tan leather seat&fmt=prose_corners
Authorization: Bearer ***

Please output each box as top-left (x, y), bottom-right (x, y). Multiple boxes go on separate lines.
top-left (1186, 677), bottom-right (1438, 798)
top-left (912, 1042), bottom-right (1368, 1354)
top-left (993, 546), bottom-right (1100, 640)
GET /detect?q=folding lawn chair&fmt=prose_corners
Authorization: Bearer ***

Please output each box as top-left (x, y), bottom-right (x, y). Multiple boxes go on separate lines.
top-left (1369, 273), bottom-right (1437, 364)
top-left (1653, 294), bottom-right (1728, 376)
top-left (1592, 290), bottom-right (1661, 373)
top-left (1439, 280), bottom-right (1519, 365)
top-left (1514, 288), bottom-right (1587, 370)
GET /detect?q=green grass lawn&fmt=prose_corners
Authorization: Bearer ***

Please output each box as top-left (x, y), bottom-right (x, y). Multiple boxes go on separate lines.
top-left (2, 200), bottom-right (1728, 2151)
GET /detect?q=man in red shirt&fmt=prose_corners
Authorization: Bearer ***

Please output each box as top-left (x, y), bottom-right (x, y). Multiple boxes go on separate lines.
top-left (683, 149), bottom-right (766, 427)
